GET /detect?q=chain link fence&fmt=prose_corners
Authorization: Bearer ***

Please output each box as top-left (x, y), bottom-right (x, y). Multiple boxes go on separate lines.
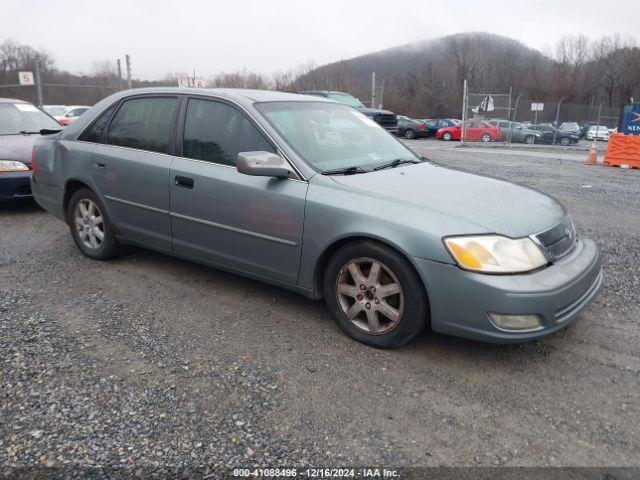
top-left (461, 81), bottom-right (621, 144)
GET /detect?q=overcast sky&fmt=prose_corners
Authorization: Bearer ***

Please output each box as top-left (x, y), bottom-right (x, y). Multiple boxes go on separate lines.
top-left (3, 0), bottom-right (638, 80)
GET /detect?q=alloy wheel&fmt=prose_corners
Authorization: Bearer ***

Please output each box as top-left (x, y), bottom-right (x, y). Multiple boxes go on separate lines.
top-left (336, 257), bottom-right (404, 335)
top-left (482, 133), bottom-right (491, 142)
top-left (74, 199), bottom-right (104, 250)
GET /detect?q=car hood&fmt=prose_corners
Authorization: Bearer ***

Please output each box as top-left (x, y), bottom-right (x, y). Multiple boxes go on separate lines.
top-left (357, 107), bottom-right (395, 116)
top-left (0, 134), bottom-right (37, 165)
top-left (330, 163), bottom-right (565, 238)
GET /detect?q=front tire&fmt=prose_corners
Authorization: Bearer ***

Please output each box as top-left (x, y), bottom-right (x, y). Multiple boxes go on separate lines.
top-left (404, 129), bottom-right (416, 139)
top-left (560, 137), bottom-right (570, 146)
top-left (323, 241), bottom-right (427, 348)
top-left (481, 133), bottom-right (492, 142)
top-left (524, 135), bottom-right (535, 144)
top-left (67, 187), bottom-right (122, 260)
top-left (442, 132), bottom-right (452, 141)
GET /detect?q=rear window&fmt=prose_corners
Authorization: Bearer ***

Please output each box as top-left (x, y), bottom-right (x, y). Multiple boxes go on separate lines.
top-left (107, 97), bottom-right (178, 154)
top-left (79, 104), bottom-right (116, 143)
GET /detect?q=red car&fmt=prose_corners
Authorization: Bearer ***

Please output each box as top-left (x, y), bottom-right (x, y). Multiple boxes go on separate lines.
top-left (435, 120), bottom-right (501, 142)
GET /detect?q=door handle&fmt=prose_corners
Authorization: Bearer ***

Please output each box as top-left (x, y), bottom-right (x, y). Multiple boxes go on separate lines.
top-left (174, 175), bottom-right (194, 189)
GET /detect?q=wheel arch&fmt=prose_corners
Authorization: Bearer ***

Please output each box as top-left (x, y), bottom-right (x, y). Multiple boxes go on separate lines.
top-left (312, 235), bottom-right (431, 318)
top-left (63, 179), bottom-right (92, 223)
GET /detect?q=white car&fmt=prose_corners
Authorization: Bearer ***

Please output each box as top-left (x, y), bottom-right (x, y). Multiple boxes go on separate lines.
top-left (56, 105), bottom-right (90, 126)
top-left (587, 126), bottom-right (610, 141)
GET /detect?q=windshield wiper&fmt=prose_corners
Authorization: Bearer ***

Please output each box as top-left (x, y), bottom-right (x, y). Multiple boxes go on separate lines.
top-left (321, 165), bottom-right (368, 176)
top-left (16, 128), bottom-right (62, 136)
top-left (373, 158), bottom-right (420, 171)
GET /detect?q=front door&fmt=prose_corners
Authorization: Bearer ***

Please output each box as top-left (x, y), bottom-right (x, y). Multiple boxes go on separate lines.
top-left (169, 97), bottom-right (307, 285)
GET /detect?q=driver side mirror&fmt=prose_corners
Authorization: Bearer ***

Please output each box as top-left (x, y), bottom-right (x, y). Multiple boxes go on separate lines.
top-left (236, 151), bottom-right (293, 178)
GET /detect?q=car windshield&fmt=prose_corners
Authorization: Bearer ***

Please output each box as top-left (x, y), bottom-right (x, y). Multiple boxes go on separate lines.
top-left (561, 123), bottom-right (579, 129)
top-left (44, 106), bottom-right (67, 116)
top-left (256, 101), bottom-right (419, 173)
top-left (326, 93), bottom-right (366, 109)
top-left (0, 103), bottom-right (61, 135)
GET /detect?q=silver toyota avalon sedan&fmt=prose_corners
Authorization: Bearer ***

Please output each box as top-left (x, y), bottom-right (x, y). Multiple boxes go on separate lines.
top-left (30, 88), bottom-right (602, 348)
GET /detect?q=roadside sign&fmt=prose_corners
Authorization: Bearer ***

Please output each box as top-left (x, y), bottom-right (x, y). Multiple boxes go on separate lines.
top-left (531, 103), bottom-right (544, 111)
top-left (18, 71), bottom-right (35, 85)
top-left (178, 77), bottom-right (206, 88)
top-left (621, 103), bottom-right (640, 135)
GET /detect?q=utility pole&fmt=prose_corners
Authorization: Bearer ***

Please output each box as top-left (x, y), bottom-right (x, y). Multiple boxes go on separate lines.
top-left (461, 79), bottom-right (468, 145)
top-left (506, 86), bottom-right (513, 144)
top-left (125, 54), bottom-right (132, 89)
top-left (117, 59), bottom-right (123, 90)
top-left (371, 72), bottom-right (376, 109)
top-left (552, 97), bottom-right (567, 145)
top-left (34, 62), bottom-right (44, 108)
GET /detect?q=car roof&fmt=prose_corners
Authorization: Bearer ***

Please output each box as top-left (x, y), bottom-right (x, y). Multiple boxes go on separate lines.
top-left (111, 87), bottom-right (335, 105)
top-left (0, 97), bottom-right (29, 104)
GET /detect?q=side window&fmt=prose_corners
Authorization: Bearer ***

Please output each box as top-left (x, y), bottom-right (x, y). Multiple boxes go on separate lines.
top-left (78, 104), bottom-right (116, 143)
top-left (107, 97), bottom-right (178, 154)
top-left (183, 99), bottom-right (274, 166)
top-left (426, 120), bottom-right (437, 128)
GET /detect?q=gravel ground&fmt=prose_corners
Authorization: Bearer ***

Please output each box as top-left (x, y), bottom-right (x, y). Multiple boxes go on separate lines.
top-left (1, 144), bottom-right (639, 478)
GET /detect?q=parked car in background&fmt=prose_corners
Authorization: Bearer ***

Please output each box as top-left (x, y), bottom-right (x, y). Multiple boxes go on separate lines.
top-left (31, 88), bottom-right (601, 347)
top-left (0, 98), bottom-right (61, 200)
top-left (436, 120), bottom-right (500, 142)
top-left (56, 105), bottom-right (90, 126)
top-left (43, 105), bottom-right (67, 117)
top-left (559, 122), bottom-right (581, 137)
top-left (298, 90), bottom-right (398, 133)
top-left (396, 116), bottom-right (428, 139)
top-left (487, 120), bottom-right (543, 144)
top-left (530, 124), bottom-right (580, 146)
top-left (587, 126), bottom-right (611, 141)
top-left (580, 122), bottom-right (596, 138)
top-left (422, 118), bottom-right (460, 137)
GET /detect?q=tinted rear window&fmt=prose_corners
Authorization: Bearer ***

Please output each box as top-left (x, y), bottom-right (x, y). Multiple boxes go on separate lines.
top-left (107, 97), bottom-right (178, 154)
top-left (78, 105), bottom-right (115, 143)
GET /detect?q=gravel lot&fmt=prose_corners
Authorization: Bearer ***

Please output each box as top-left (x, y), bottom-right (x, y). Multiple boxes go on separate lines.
top-left (1, 143), bottom-right (639, 477)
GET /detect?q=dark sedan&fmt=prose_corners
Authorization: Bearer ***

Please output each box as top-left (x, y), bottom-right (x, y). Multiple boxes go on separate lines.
top-left (422, 118), bottom-right (460, 137)
top-left (0, 98), bottom-right (61, 200)
top-left (530, 125), bottom-right (580, 146)
top-left (396, 116), bottom-right (428, 139)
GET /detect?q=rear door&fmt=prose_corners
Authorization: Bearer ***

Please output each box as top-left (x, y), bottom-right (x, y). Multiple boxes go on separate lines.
top-left (86, 95), bottom-right (179, 251)
top-left (466, 122), bottom-right (483, 141)
top-left (169, 97), bottom-right (307, 285)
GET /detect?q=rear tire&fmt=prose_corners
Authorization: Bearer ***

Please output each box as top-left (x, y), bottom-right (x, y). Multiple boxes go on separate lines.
top-left (560, 137), bottom-right (570, 146)
top-left (481, 133), bottom-right (492, 142)
top-left (67, 187), bottom-right (122, 260)
top-left (404, 129), bottom-right (416, 139)
top-left (524, 135), bottom-right (535, 144)
top-left (323, 240), bottom-right (427, 349)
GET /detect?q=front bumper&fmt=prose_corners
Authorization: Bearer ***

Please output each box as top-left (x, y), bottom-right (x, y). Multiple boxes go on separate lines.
top-left (0, 171), bottom-right (32, 200)
top-left (413, 238), bottom-right (602, 343)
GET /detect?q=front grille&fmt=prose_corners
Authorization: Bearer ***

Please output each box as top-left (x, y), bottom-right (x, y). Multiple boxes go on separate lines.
top-left (535, 216), bottom-right (576, 261)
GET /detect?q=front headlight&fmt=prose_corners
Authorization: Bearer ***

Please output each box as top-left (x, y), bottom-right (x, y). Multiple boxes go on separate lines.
top-left (444, 235), bottom-right (548, 273)
top-left (0, 160), bottom-right (29, 172)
